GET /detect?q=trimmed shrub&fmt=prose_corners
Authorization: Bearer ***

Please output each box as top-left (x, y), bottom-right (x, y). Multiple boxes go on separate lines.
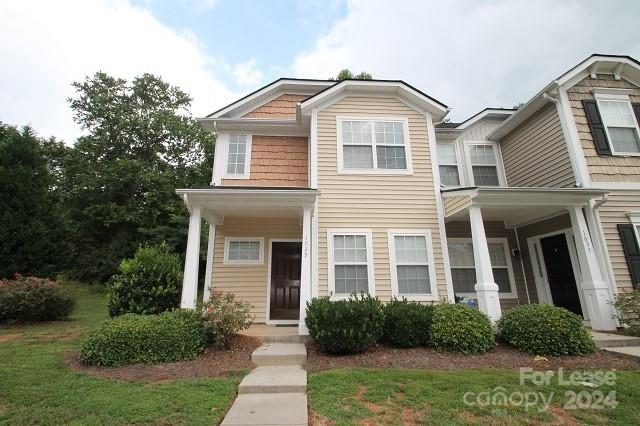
top-left (107, 242), bottom-right (182, 317)
top-left (305, 293), bottom-right (384, 354)
top-left (383, 298), bottom-right (434, 347)
top-left (498, 304), bottom-right (595, 356)
top-left (614, 289), bottom-right (640, 336)
top-left (430, 303), bottom-right (495, 354)
top-left (0, 275), bottom-right (74, 323)
top-left (202, 290), bottom-right (254, 349)
top-left (80, 309), bottom-right (206, 366)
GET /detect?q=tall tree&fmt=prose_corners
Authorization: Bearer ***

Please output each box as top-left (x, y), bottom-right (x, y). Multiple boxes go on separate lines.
top-left (330, 69), bottom-right (373, 81)
top-left (65, 72), bottom-right (214, 282)
top-left (0, 124), bottom-right (70, 278)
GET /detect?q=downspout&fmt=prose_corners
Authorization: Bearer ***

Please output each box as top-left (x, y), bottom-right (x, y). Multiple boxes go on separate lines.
top-left (210, 120), bottom-right (219, 186)
top-left (593, 193), bottom-right (608, 210)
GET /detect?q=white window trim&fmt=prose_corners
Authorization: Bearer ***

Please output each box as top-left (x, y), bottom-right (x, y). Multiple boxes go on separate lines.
top-left (221, 133), bottom-right (253, 179)
top-left (327, 228), bottom-right (375, 299)
top-left (593, 92), bottom-right (640, 156)
top-left (448, 237), bottom-right (518, 299)
top-left (628, 213), bottom-right (640, 244)
top-left (336, 116), bottom-right (413, 175)
top-left (223, 237), bottom-right (264, 265)
top-left (387, 230), bottom-right (439, 301)
top-left (463, 141), bottom-right (506, 187)
top-left (436, 142), bottom-right (462, 188)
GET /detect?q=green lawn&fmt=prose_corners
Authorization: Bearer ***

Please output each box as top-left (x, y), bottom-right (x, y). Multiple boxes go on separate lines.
top-left (309, 368), bottom-right (640, 425)
top-left (0, 283), bottom-right (240, 425)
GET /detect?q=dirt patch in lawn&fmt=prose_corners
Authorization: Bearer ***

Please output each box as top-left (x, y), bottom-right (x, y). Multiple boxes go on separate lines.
top-left (0, 333), bottom-right (22, 342)
top-left (65, 334), bottom-right (261, 381)
top-left (306, 342), bottom-right (640, 372)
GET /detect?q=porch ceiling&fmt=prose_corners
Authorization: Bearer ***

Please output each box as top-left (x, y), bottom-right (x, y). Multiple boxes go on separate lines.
top-left (176, 187), bottom-right (319, 224)
top-left (442, 187), bottom-right (608, 228)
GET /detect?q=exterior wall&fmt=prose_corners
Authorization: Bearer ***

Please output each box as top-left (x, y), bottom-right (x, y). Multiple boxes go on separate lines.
top-left (597, 190), bottom-right (640, 292)
top-left (500, 103), bottom-right (575, 188)
top-left (222, 136), bottom-right (309, 187)
top-left (212, 216), bottom-right (301, 323)
top-left (567, 74), bottom-right (640, 183)
top-left (515, 213), bottom-right (573, 305)
top-left (443, 195), bottom-right (471, 217)
top-left (460, 118), bottom-right (504, 141)
top-left (316, 96), bottom-right (448, 301)
top-left (445, 220), bottom-right (530, 310)
top-left (243, 94), bottom-right (309, 119)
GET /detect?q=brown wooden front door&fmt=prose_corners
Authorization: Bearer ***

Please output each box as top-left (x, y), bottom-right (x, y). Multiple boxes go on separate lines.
top-left (269, 242), bottom-right (302, 320)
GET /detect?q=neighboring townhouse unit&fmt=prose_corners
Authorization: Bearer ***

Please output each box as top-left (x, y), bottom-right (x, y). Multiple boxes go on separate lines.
top-left (177, 54), bottom-right (640, 334)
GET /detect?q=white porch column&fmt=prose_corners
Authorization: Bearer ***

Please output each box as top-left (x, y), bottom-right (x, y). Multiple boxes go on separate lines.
top-left (180, 206), bottom-right (201, 309)
top-left (202, 223), bottom-right (216, 302)
top-left (568, 206), bottom-right (617, 330)
top-left (469, 206), bottom-right (502, 323)
top-left (298, 206), bottom-right (313, 335)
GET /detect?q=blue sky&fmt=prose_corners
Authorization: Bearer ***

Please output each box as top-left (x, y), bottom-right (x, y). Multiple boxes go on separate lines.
top-left (1, 0), bottom-right (639, 143)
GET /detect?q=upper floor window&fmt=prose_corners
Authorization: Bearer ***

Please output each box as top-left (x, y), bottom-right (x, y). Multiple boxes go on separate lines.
top-left (337, 118), bottom-right (412, 174)
top-left (465, 142), bottom-right (501, 186)
top-left (225, 134), bottom-right (252, 178)
top-left (595, 95), bottom-right (640, 154)
top-left (437, 143), bottom-right (460, 186)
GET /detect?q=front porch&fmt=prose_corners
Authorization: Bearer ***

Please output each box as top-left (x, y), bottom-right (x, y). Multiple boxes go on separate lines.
top-left (176, 187), bottom-right (319, 335)
top-left (442, 186), bottom-right (618, 330)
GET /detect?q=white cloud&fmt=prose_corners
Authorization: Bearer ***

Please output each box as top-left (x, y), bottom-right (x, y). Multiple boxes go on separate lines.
top-left (233, 59), bottom-right (264, 87)
top-left (294, 0), bottom-right (640, 121)
top-left (0, 0), bottom-right (238, 143)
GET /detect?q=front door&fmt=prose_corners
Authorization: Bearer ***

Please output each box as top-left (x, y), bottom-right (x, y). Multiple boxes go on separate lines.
top-left (540, 234), bottom-right (583, 316)
top-left (269, 242), bottom-right (302, 320)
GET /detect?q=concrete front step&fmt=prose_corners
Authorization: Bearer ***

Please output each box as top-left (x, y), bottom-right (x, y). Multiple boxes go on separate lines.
top-left (221, 392), bottom-right (308, 426)
top-left (239, 366), bottom-right (307, 394)
top-left (591, 331), bottom-right (640, 348)
top-left (602, 346), bottom-right (640, 361)
top-left (251, 343), bottom-right (307, 366)
top-left (260, 334), bottom-right (307, 344)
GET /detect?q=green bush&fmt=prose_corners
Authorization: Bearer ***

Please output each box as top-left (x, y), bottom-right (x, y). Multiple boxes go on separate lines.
top-left (80, 309), bottom-right (206, 366)
top-left (305, 293), bottom-right (384, 354)
top-left (202, 290), bottom-right (254, 349)
top-left (430, 303), bottom-right (495, 354)
top-left (498, 304), bottom-right (595, 356)
top-left (0, 275), bottom-right (74, 323)
top-left (614, 289), bottom-right (640, 336)
top-left (383, 299), bottom-right (434, 347)
top-left (107, 242), bottom-right (183, 317)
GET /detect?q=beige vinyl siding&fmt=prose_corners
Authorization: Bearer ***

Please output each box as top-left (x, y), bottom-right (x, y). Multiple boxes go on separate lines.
top-left (500, 103), bottom-right (575, 188)
top-left (568, 74), bottom-right (640, 183)
top-left (212, 216), bottom-right (301, 323)
top-left (445, 221), bottom-right (529, 310)
top-left (443, 195), bottom-right (471, 217)
top-left (515, 213), bottom-right (572, 305)
top-left (316, 96), bottom-right (446, 301)
top-left (597, 190), bottom-right (640, 292)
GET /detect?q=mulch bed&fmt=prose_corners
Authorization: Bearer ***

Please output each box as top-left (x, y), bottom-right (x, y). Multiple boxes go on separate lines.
top-left (305, 342), bottom-right (640, 372)
top-left (65, 334), bottom-right (261, 382)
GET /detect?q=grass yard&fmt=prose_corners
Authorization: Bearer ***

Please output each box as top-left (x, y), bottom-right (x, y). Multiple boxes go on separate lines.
top-left (309, 368), bottom-right (640, 425)
top-left (0, 283), bottom-right (240, 425)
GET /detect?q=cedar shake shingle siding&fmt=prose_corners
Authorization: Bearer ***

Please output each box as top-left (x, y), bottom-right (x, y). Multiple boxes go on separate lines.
top-left (568, 74), bottom-right (640, 183)
top-left (222, 136), bottom-right (309, 187)
top-left (243, 94), bottom-right (309, 119)
top-left (500, 103), bottom-right (575, 188)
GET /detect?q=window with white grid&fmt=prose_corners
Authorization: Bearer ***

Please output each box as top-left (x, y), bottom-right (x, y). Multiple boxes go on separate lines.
top-left (388, 232), bottom-right (434, 298)
top-left (447, 238), bottom-right (516, 298)
top-left (224, 238), bottom-right (263, 264)
top-left (329, 231), bottom-right (373, 296)
top-left (339, 118), bottom-right (410, 172)
top-left (596, 96), bottom-right (640, 154)
top-left (437, 143), bottom-right (460, 186)
top-left (226, 134), bottom-right (249, 176)
top-left (466, 143), bottom-right (501, 186)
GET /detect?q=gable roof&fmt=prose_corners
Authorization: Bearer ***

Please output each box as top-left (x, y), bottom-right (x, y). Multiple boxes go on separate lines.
top-left (489, 54), bottom-right (640, 140)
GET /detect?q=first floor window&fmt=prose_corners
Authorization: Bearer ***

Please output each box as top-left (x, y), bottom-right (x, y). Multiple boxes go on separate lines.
top-left (340, 119), bottom-right (409, 172)
top-left (597, 98), bottom-right (640, 154)
top-left (224, 238), bottom-right (263, 264)
top-left (448, 239), bottom-right (515, 297)
top-left (330, 231), bottom-right (372, 296)
top-left (226, 134), bottom-right (248, 175)
top-left (389, 232), bottom-right (433, 297)
top-left (467, 143), bottom-right (500, 186)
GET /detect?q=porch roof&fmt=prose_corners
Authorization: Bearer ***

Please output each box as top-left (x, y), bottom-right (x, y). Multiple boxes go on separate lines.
top-left (175, 187), bottom-right (319, 224)
top-left (442, 186), bottom-right (608, 228)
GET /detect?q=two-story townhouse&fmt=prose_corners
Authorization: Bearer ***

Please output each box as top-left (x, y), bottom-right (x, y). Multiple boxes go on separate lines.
top-left (177, 54), bottom-right (640, 334)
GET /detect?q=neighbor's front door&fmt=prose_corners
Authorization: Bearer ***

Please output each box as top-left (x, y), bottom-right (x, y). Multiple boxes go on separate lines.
top-left (269, 242), bottom-right (302, 320)
top-left (540, 233), bottom-right (583, 316)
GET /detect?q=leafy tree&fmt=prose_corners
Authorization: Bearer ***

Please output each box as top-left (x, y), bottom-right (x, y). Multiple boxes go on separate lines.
top-left (0, 124), bottom-right (70, 278)
top-left (330, 69), bottom-right (373, 81)
top-left (64, 72), bottom-right (214, 282)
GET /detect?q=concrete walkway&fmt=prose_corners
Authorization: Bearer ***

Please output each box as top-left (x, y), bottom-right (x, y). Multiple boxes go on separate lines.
top-left (591, 331), bottom-right (640, 361)
top-left (221, 338), bottom-right (308, 426)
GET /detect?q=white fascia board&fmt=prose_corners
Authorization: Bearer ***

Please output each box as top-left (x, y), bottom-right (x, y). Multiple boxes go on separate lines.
top-left (455, 109), bottom-right (516, 131)
top-left (469, 187), bottom-right (607, 207)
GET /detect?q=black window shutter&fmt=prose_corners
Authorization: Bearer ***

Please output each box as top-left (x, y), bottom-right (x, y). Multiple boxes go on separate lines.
top-left (582, 99), bottom-right (612, 155)
top-left (618, 223), bottom-right (640, 288)
top-left (632, 103), bottom-right (640, 127)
